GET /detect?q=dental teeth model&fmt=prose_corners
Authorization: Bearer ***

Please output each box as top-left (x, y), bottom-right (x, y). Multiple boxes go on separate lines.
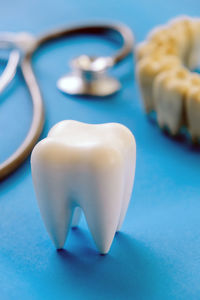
top-left (136, 16), bottom-right (200, 141)
top-left (31, 120), bottom-right (136, 254)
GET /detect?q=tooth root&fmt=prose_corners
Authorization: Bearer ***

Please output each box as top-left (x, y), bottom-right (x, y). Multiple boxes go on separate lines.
top-left (31, 141), bottom-right (73, 249)
top-left (117, 149), bottom-right (136, 231)
top-left (186, 87), bottom-right (200, 141)
top-left (34, 180), bottom-right (73, 249)
top-left (80, 147), bottom-right (124, 254)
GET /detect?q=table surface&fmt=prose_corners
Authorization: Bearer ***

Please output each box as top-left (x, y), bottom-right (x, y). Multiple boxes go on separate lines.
top-left (1, 1), bottom-right (200, 299)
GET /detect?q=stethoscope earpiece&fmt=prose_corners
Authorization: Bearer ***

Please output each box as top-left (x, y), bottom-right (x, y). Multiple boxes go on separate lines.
top-left (57, 55), bottom-right (121, 97)
top-left (0, 50), bottom-right (20, 93)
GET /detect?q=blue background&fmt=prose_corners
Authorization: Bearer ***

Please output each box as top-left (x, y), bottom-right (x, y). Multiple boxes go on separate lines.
top-left (1, 0), bottom-right (200, 299)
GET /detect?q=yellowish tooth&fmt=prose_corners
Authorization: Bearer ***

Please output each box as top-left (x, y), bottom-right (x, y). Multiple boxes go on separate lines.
top-left (187, 19), bottom-right (200, 70)
top-left (136, 40), bottom-right (179, 62)
top-left (153, 67), bottom-right (190, 135)
top-left (137, 17), bottom-right (200, 65)
top-left (189, 73), bottom-right (200, 88)
top-left (148, 24), bottom-right (188, 64)
top-left (186, 74), bottom-right (200, 141)
top-left (136, 41), bottom-right (153, 61)
top-left (168, 16), bottom-right (200, 69)
top-left (136, 55), bottom-right (181, 113)
top-left (148, 25), bottom-right (171, 41)
top-left (136, 16), bottom-right (200, 140)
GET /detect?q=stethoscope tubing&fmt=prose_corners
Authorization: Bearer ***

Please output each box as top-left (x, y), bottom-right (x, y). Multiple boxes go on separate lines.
top-left (0, 22), bottom-right (134, 180)
top-left (0, 54), bottom-right (44, 180)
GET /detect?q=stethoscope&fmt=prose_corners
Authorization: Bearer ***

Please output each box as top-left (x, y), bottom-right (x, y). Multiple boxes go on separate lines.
top-left (0, 23), bottom-right (134, 180)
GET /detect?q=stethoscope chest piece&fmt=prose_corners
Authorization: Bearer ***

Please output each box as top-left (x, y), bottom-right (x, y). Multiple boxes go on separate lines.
top-left (57, 55), bottom-right (121, 97)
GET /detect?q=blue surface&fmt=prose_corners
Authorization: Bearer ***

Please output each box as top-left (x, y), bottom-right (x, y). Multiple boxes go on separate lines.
top-left (1, 1), bottom-right (200, 299)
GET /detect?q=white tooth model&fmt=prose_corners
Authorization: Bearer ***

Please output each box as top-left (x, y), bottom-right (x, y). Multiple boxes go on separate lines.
top-left (31, 120), bottom-right (136, 254)
top-left (136, 16), bottom-right (200, 141)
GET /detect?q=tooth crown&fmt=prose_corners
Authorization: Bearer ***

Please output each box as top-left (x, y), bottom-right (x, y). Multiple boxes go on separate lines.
top-left (31, 121), bottom-right (136, 254)
top-left (136, 54), bottom-right (181, 112)
top-left (136, 16), bottom-right (200, 141)
top-left (136, 41), bottom-right (179, 62)
top-left (153, 67), bottom-right (190, 134)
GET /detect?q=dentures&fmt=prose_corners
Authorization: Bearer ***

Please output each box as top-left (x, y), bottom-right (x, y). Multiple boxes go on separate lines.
top-left (31, 120), bottom-right (136, 254)
top-left (136, 16), bottom-right (200, 140)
